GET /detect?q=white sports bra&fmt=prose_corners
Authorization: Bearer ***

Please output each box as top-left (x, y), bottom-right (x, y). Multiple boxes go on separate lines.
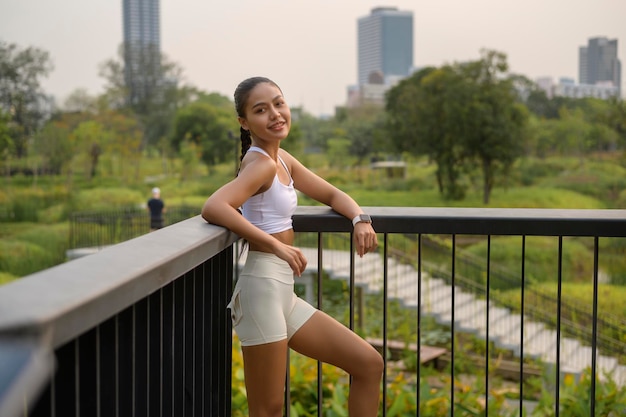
top-left (241, 147), bottom-right (297, 234)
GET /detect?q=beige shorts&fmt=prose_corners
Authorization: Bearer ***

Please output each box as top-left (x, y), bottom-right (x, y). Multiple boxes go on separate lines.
top-left (228, 251), bottom-right (317, 347)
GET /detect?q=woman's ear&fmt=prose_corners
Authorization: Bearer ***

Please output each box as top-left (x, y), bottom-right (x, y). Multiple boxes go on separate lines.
top-left (238, 117), bottom-right (249, 131)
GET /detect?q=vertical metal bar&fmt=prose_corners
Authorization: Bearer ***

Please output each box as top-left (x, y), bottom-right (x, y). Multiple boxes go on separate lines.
top-left (285, 350), bottom-right (291, 417)
top-left (317, 232), bottom-right (324, 417)
top-left (118, 307), bottom-right (133, 417)
top-left (416, 234), bottom-right (422, 414)
top-left (162, 283), bottom-right (173, 417)
top-left (134, 299), bottom-right (148, 417)
top-left (485, 235), bottom-right (491, 416)
top-left (172, 277), bottom-right (185, 415)
top-left (147, 291), bottom-right (161, 417)
top-left (519, 235), bottom-right (526, 413)
top-left (555, 236), bottom-right (563, 417)
top-left (193, 265), bottom-right (204, 417)
top-left (184, 271), bottom-right (194, 415)
top-left (450, 234), bottom-right (456, 417)
top-left (382, 233), bottom-right (389, 417)
top-left (349, 232), bottom-right (356, 331)
top-left (590, 237), bottom-right (599, 415)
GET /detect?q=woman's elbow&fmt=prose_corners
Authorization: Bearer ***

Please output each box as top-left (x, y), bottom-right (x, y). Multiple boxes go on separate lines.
top-left (201, 199), bottom-right (216, 223)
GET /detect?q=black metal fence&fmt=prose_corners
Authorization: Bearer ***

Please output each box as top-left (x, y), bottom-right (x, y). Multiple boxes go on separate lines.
top-left (1, 207), bottom-right (626, 417)
top-left (69, 206), bottom-right (199, 249)
top-left (0, 217), bottom-right (236, 417)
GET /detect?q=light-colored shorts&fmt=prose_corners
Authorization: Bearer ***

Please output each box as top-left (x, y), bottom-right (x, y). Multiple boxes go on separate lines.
top-left (228, 251), bottom-right (317, 347)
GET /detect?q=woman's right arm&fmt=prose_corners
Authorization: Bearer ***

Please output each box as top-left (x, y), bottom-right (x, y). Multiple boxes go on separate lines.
top-left (201, 159), bottom-right (307, 275)
top-left (202, 158), bottom-right (275, 250)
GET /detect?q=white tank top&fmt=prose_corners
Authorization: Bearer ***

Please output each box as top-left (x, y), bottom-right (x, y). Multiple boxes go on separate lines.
top-left (241, 147), bottom-right (297, 234)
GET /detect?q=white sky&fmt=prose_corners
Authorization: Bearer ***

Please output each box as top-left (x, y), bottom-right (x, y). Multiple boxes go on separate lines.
top-left (1, 0), bottom-right (625, 116)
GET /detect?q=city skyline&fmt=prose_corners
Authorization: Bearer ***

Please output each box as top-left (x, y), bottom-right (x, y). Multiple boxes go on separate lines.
top-left (1, 0), bottom-right (625, 116)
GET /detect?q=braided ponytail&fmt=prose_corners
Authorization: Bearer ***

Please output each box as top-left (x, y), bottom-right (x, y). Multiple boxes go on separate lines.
top-left (240, 127), bottom-right (251, 161)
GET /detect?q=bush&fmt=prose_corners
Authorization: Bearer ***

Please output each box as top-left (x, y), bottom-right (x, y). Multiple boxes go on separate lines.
top-left (70, 187), bottom-right (144, 212)
top-left (0, 185), bottom-right (71, 223)
top-left (533, 368), bottom-right (626, 416)
top-left (0, 223), bottom-right (69, 277)
top-left (0, 271), bottom-right (18, 286)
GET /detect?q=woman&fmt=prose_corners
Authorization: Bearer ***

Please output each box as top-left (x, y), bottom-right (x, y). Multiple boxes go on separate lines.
top-left (202, 76), bottom-right (383, 417)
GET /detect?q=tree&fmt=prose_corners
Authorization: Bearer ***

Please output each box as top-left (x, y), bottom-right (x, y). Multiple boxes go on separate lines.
top-left (336, 104), bottom-right (387, 165)
top-left (0, 41), bottom-right (53, 158)
top-left (71, 120), bottom-right (108, 179)
top-left (99, 45), bottom-right (196, 149)
top-left (32, 121), bottom-right (73, 175)
top-left (97, 110), bottom-right (143, 180)
top-left (386, 66), bottom-right (467, 199)
top-left (170, 101), bottom-right (238, 170)
top-left (386, 51), bottom-right (528, 203)
top-left (0, 111), bottom-right (13, 162)
top-left (457, 50), bottom-right (528, 204)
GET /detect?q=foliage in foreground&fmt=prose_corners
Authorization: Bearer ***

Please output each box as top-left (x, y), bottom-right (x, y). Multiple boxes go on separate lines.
top-left (231, 333), bottom-right (626, 416)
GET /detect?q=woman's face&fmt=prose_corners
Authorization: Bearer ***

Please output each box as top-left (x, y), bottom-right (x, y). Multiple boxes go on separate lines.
top-left (239, 82), bottom-right (291, 143)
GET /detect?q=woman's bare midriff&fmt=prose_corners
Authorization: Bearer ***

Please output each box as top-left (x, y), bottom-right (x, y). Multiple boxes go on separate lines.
top-left (248, 228), bottom-right (294, 252)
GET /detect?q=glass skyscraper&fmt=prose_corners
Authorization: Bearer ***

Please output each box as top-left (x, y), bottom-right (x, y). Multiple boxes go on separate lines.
top-left (357, 7), bottom-right (413, 87)
top-left (122, 0), bottom-right (161, 107)
top-left (579, 37), bottom-right (621, 94)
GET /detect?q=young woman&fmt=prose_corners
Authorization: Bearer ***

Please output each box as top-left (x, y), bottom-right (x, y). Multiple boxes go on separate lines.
top-left (202, 77), bottom-right (383, 417)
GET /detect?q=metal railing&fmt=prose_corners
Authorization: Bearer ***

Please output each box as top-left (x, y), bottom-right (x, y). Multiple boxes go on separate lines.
top-left (69, 206), bottom-right (199, 249)
top-left (0, 216), bottom-right (236, 417)
top-left (0, 207), bottom-right (625, 416)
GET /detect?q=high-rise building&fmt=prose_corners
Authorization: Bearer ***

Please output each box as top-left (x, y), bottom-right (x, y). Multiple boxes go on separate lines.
top-left (122, 0), bottom-right (161, 107)
top-left (357, 7), bottom-right (413, 87)
top-left (579, 37), bottom-right (621, 94)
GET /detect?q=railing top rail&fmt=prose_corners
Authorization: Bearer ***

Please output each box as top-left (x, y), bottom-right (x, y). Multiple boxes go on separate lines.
top-left (294, 206), bottom-right (626, 237)
top-left (0, 216), bottom-right (237, 348)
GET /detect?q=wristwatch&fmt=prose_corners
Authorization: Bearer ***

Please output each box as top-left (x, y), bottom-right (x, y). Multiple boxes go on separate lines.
top-left (352, 214), bottom-right (372, 227)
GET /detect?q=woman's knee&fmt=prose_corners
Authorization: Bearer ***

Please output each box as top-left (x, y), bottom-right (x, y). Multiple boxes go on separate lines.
top-left (354, 346), bottom-right (384, 380)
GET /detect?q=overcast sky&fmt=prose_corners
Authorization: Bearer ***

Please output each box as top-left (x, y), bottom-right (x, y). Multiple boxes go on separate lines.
top-left (1, 0), bottom-right (625, 116)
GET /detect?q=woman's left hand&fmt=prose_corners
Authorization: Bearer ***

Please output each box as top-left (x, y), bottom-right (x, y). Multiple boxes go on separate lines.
top-left (353, 223), bottom-right (378, 257)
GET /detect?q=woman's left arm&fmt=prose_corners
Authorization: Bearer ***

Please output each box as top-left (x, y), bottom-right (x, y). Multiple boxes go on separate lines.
top-left (284, 150), bottom-right (377, 256)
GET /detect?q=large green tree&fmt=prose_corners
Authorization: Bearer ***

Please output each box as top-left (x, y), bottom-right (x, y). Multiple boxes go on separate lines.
top-left (386, 51), bottom-right (528, 203)
top-left (386, 66), bottom-right (467, 199)
top-left (457, 50), bottom-right (528, 204)
top-left (0, 41), bottom-right (53, 158)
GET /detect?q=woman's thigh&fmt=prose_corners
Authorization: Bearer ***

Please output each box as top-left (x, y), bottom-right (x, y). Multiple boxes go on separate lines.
top-left (288, 310), bottom-right (382, 376)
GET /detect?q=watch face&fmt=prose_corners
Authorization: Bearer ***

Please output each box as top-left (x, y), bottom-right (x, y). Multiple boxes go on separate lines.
top-left (360, 214), bottom-right (371, 222)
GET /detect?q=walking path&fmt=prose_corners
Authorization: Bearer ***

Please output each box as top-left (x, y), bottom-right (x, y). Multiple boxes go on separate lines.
top-left (284, 248), bottom-right (626, 385)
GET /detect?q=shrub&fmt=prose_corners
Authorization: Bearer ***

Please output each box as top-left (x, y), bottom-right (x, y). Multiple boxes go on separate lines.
top-left (0, 240), bottom-right (54, 277)
top-left (0, 223), bottom-right (69, 277)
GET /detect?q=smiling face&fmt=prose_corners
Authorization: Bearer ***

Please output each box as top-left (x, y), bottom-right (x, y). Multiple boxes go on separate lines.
top-left (238, 82), bottom-right (291, 145)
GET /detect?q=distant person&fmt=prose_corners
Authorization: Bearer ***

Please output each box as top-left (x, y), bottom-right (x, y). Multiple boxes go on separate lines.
top-left (147, 187), bottom-right (165, 231)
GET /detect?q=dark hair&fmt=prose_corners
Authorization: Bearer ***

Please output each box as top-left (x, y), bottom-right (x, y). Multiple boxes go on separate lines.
top-left (234, 77), bottom-right (282, 162)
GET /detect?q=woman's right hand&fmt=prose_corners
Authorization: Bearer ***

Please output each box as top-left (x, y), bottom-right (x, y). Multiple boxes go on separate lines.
top-left (274, 243), bottom-right (308, 277)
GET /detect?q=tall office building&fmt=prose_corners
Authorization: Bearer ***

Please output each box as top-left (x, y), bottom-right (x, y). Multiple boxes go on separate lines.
top-left (357, 7), bottom-right (413, 87)
top-left (122, 0), bottom-right (161, 107)
top-left (579, 37), bottom-right (621, 94)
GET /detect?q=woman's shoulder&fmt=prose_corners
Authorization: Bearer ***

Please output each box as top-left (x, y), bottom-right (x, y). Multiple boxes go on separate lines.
top-left (239, 151), bottom-right (276, 179)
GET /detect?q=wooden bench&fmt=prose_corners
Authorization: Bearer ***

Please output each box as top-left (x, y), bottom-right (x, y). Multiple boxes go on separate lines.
top-left (366, 338), bottom-right (447, 365)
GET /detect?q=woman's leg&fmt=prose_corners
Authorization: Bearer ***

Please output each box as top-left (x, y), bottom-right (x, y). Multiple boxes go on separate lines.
top-left (241, 339), bottom-right (289, 417)
top-left (288, 311), bottom-right (384, 417)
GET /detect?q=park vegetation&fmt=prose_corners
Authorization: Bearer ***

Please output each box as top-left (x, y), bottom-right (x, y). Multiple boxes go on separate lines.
top-left (2, 39), bottom-right (626, 415)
